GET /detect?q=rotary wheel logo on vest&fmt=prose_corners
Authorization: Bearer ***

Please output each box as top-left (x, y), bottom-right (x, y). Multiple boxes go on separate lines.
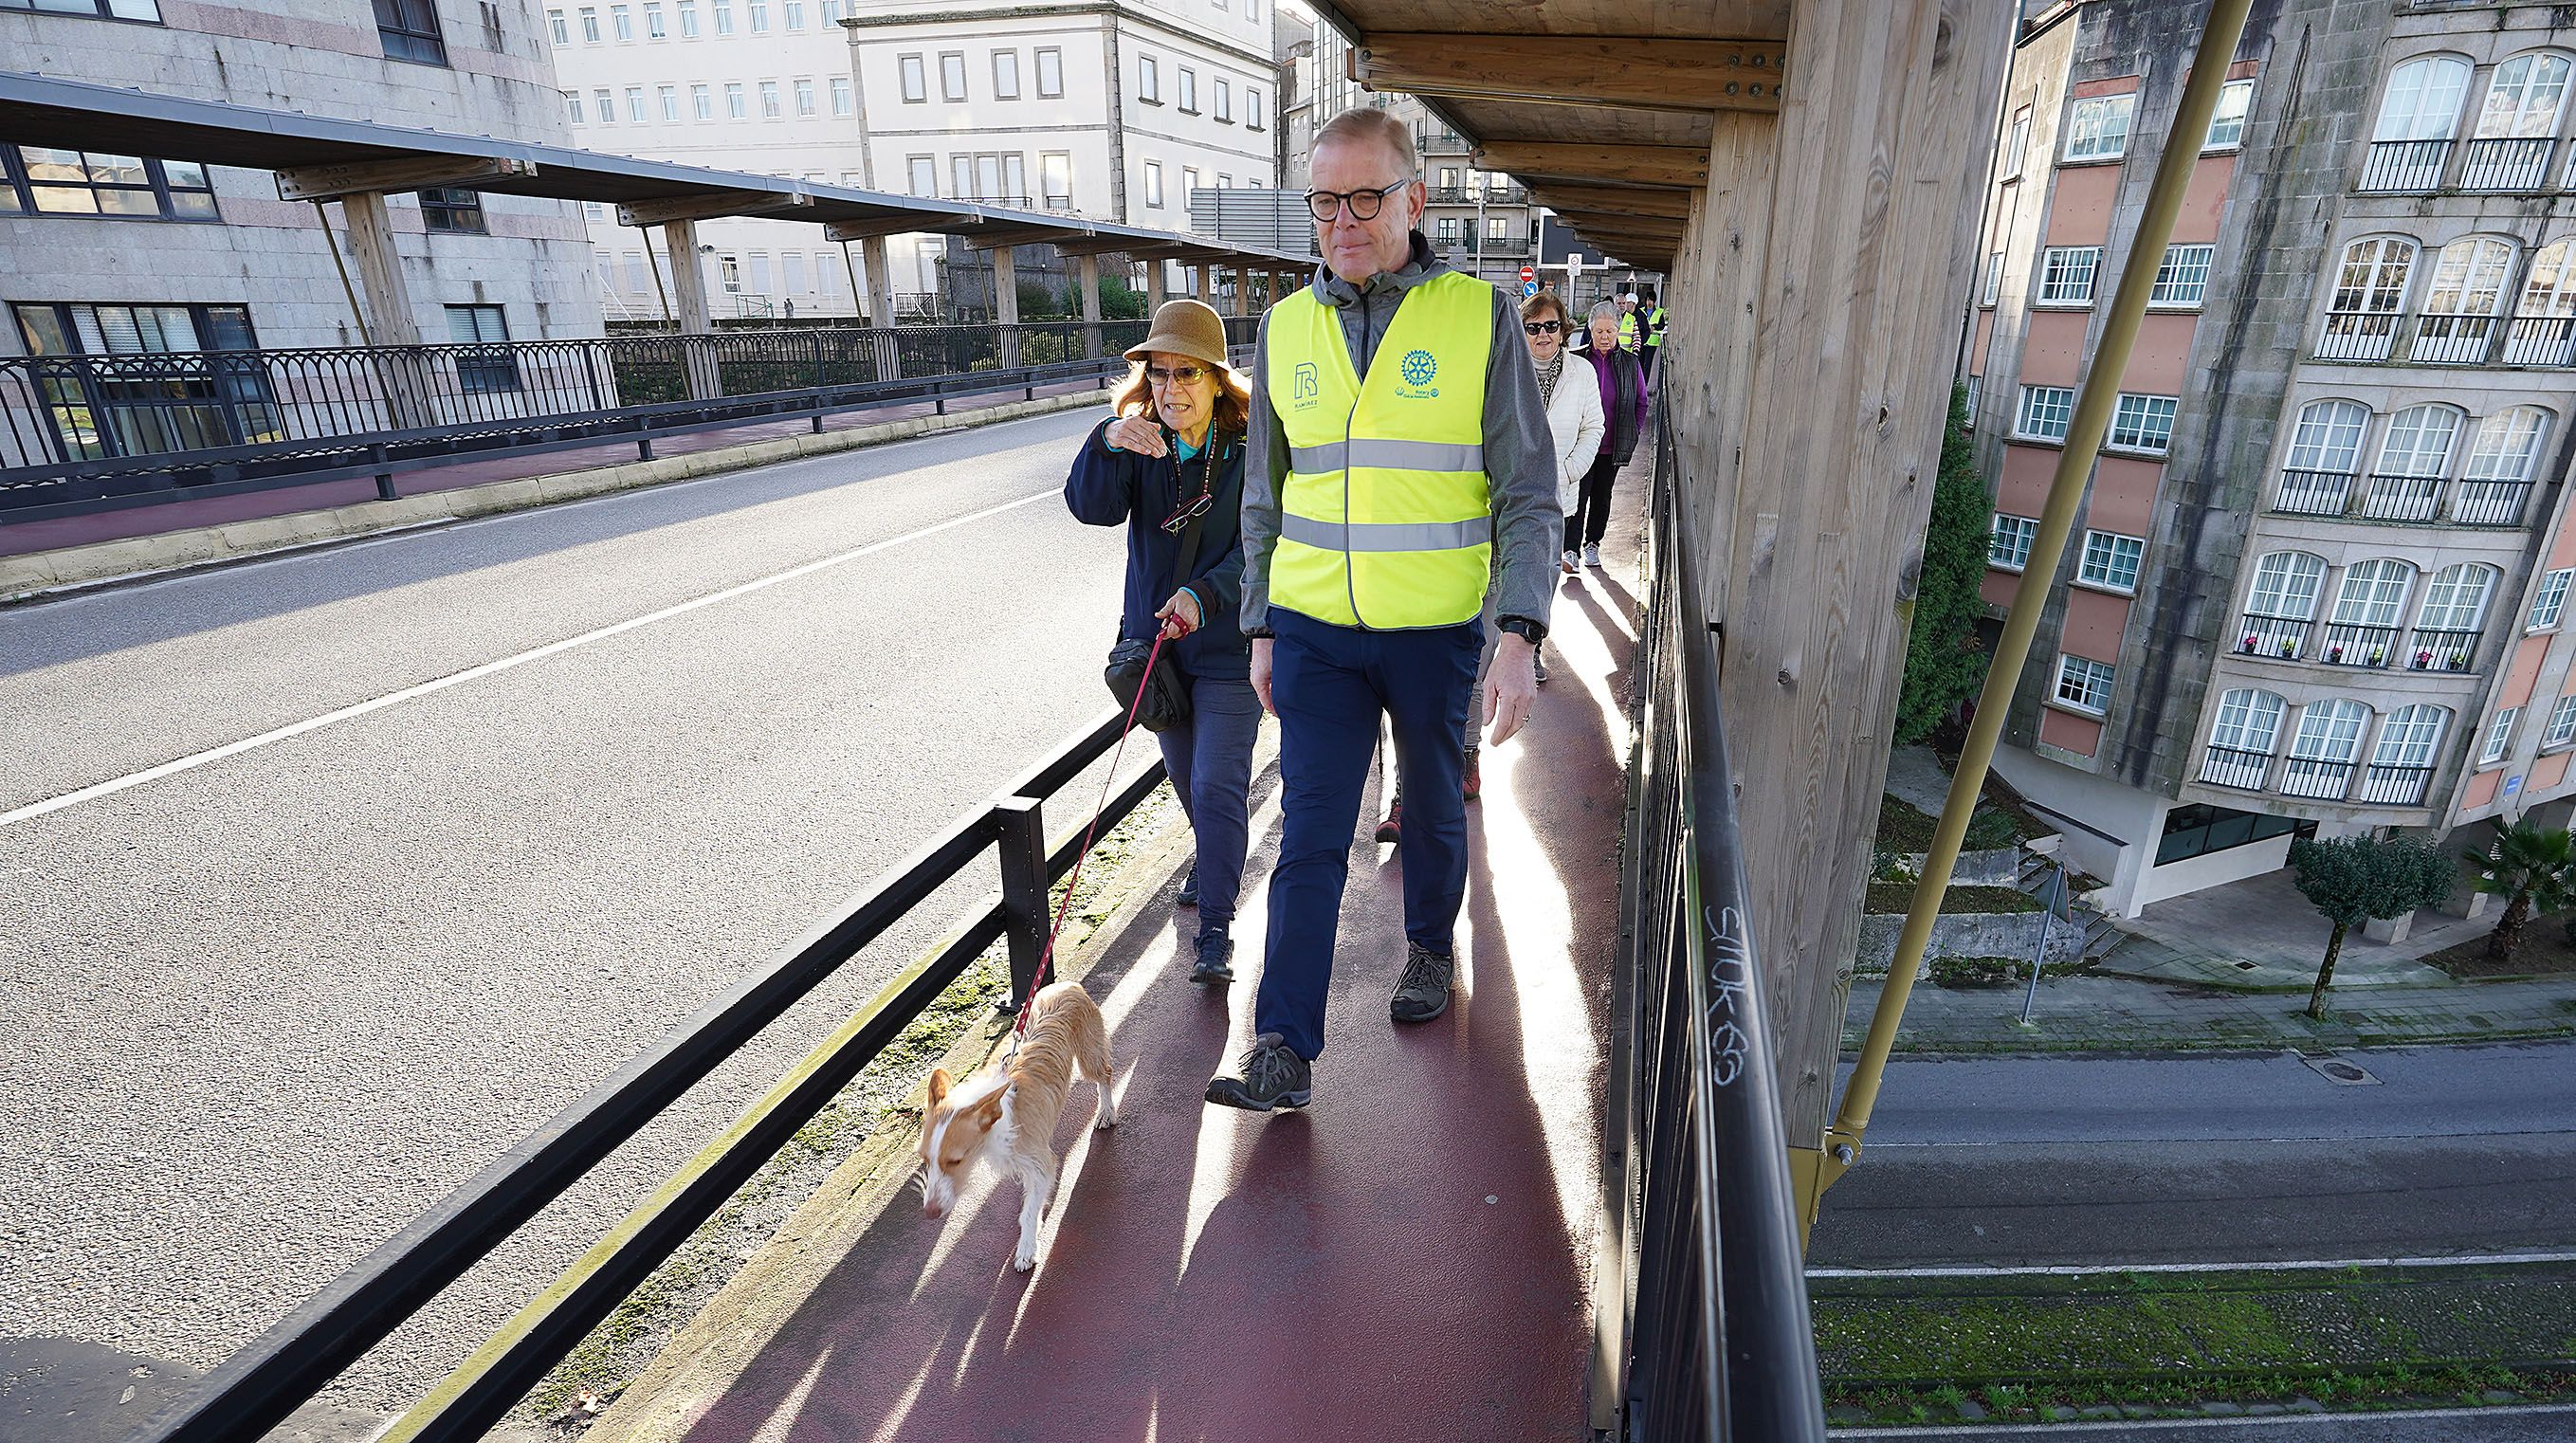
top-left (1397, 348), bottom-right (1439, 399)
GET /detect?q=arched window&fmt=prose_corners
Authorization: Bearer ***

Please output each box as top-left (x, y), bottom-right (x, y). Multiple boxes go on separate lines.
top-left (2363, 703), bottom-right (2451, 803)
top-left (2415, 238), bottom-right (2517, 362)
top-left (2280, 401), bottom-right (2370, 513)
top-left (2476, 53), bottom-right (2571, 137)
top-left (2201, 688), bottom-right (2287, 789)
top-left (2331, 558), bottom-right (2417, 627)
top-left (2509, 240), bottom-right (2576, 363)
top-left (2284, 698), bottom-right (2372, 798)
top-left (2321, 238), bottom-right (2416, 357)
top-left (2417, 562), bottom-right (2498, 631)
top-left (2239, 552), bottom-right (2327, 657)
top-left (2366, 57), bottom-right (2472, 190)
top-left (2375, 403), bottom-right (2463, 474)
top-left (2457, 408), bottom-right (2551, 525)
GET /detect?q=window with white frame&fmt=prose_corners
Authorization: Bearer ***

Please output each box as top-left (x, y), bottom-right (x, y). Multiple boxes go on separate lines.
top-left (2210, 687), bottom-right (2286, 753)
top-left (2151, 244), bottom-right (2214, 306)
top-left (2055, 654), bottom-right (2116, 715)
top-left (2037, 246), bottom-right (2100, 304)
top-left (2003, 106), bottom-right (2031, 177)
top-left (2476, 52), bottom-right (2571, 140)
top-left (2078, 530), bottom-right (2147, 592)
top-left (2287, 398), bottom-right (2369, 473)
top-left (2480, 707), bottom-right (2520, 764)
top-left (657, 84), bottom-right (678, 120)
top-left (723, 82), bottom-right (744, 119)
top-left (645, 0), bottom-right (662, 34)
top-left (2376, 403), bottom-right (2462, 478)
top-left (2374, 56), bottom-right (2471, 142)
top-left (1034, 47), bottom-right (1063, 98)
top-left (792, 79), bottom-right (813, 116)
top-left (940, 52), bottom-right (967, 102)
top-left (2464, 406), bottom-right (2550, 483)
top-left (1990, 514), bottom-right (2037, 570)
top-left (565, 89), bottom-right (584, 123)
top-left (1248, 86), bottom-right (1265, 128)
top-left (1041, 152), bottom-right (1071, 210)
top-left (2418, 563), bottom-right (2497, 632)
top-left (2424, 235), bottom-right (2513, 318)
top-left (830, 77), bottom-right (851, 116)
top-left (745, 0), bottom-right (765, 30)
top-left (2293, 700), bottom-right (2370, 767)
top-left (906, 155), bottom-right (935, 196)
top-left (593, 87), bottom-right (615, 123)
top-left (1982, 251), bottom-right (2003, 306)
top-left (549, 8), bottom-right (569, 43)
top-left (2248, 550), bottom-right (2327, 619)
top-left (1144, 159), bottom-right (1164, 207)
top-left (690, 82), bottom-right (711, 119)
top-left (2373, 703), bottom-right (2449, 768)
top-left (678, 0), bottom-right (697, 34)
top-left (1178, 66), bottom-right (1197, 113)
top-left (1215, 77), bottom-right (1232, 122)
top-left (758, 81), bottom-right (780, 119)
top-left (2204, 78), bottom-right (2255, 150)
top-left (579, 5), bottom-right (599, 40)
top-left (625, 85), bottom-right (648, 121)
top-left (1139, 53), bottom-right (1160, 103)
top-left (2330, 558), bottom-right (2416, 627)
top-left (2064, 94), bottom-right (2135, 161)
top-left (1964, 373), bottom-right (1982, 426)
top-left (2109, 393), bottom-right (2178, 454)
top-left (2017, 385), bottom-right (2074, 441)
top-left (900, 54), bottom-right (925, 103)
top-left (2518, 239), bottom-right (2576, 324)
top-left (2549, 695), bottom-right (2576, 747)
top-left (993, 50), bottom-right (1019, 100)
top-left (611, 3), bottom-right (630, 39)
top-left (711, 0), bottom-right (731, 32)
top-left (2531, 569), bottom-right (2573, 630)
top-left (783, 0), bottom-right (802, 26)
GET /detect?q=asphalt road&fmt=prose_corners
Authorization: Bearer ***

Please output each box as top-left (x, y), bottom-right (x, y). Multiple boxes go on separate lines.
top-left (0, 409), bottom-right (1155, 1424)
top-left (1810, 1041), bottom-right (2576, 1269)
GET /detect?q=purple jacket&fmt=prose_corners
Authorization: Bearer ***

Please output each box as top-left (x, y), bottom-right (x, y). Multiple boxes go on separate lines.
top-left (1588, 345), bottom-right (1647, 464)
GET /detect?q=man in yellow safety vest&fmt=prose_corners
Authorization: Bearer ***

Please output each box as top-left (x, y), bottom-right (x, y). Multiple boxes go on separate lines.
top-left (1637, 285), bottom-right (1668, 382)
top-left (1205, 106), bottom-right (1559, 1112)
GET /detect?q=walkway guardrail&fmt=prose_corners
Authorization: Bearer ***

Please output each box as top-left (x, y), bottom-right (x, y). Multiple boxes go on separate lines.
top-left (126, 709), bottom-right (1163, 1443)
top-left (0, 318), bottom-right (1259, 523)
top-left (1599, 400), bottom-right (1826, 1441)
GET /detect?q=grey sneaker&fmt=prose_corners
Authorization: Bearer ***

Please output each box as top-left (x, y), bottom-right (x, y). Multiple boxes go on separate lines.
top-left (1390, 942), bottom-right (1455, 1024)
top-left (1190, 929), bottom-right (1233, 985)
top-left (1582, 543), bottom-right (1603, 569)
top-left (1205, 1033), bottom-right (1311, 1111)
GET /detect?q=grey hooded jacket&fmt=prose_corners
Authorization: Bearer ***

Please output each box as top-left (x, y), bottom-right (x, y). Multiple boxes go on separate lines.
top-left (1238, 231), bottom-right (1560, 637)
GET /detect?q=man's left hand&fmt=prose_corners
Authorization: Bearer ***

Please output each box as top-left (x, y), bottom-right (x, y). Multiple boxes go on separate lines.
top-left (1485, 634), bottom-right (1538, 745)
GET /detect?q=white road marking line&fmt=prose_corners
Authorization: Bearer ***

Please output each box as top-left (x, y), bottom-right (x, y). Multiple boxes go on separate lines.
top-left (1809, 1248), bottom-right (2576, 1279)
top-left (1835, 1401), bottom-right (2576, 1436)
top-left (0, 486), bottom-right (1061, 830)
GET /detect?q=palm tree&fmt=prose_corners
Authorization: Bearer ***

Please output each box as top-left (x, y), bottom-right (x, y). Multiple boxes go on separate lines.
top-left (2469, 818), bottom-right (2576, 961)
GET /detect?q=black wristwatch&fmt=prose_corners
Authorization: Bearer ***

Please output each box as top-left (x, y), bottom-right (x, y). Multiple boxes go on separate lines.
top-left (1496, 617), bottom-right (1544, 645)
top-left (1243, 625), bottom-right (1274, 639)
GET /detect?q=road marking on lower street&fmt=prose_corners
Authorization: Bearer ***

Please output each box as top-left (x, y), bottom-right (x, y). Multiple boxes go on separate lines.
top-left (0, 486), bottom-right (1061, 830)
top-left (1809, 1248), bottom-right (2576, 1280)
top-left (1834, 1401), bottom-right (2576, 1436)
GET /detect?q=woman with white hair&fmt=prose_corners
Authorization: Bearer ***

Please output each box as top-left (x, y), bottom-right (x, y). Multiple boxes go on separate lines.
top-left (1567, 300), bottom-right (1649, 571)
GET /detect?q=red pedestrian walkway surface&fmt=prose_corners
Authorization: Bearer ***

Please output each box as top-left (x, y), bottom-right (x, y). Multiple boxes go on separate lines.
top-left (0, 379), bottom-right (1111, 559)
top-left (593, 508), bottom-right (1643, 1443)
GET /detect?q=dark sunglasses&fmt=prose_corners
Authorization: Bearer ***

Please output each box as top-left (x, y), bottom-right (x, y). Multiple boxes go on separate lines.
top-left (1523, 320), bottom-right (1562, 335)
top-left (1145, 363), bottom-right (1211, 388)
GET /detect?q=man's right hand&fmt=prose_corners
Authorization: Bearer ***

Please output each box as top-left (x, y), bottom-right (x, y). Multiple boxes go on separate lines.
top-left (1251, 637), bottom-right (1275, 715)
top-left (1104, 416), bottom-right (1169, 455)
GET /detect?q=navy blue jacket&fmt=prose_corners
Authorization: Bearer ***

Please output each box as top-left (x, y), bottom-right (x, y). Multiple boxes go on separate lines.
top-left (1063, 418), bottom-right (1251, 680)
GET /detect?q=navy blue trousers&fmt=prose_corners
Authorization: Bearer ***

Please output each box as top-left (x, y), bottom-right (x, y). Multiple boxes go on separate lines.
top-left (1257, 608), bottom-right (1484, 1061)
top-left (1156, 667), bottom-right (1262, 943)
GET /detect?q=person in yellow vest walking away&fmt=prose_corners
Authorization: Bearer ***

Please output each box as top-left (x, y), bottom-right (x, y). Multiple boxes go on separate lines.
top-left (1205, 106), bottom-right (1559, 1111)
top-left (1636, 285), bottom-right (1668, 384)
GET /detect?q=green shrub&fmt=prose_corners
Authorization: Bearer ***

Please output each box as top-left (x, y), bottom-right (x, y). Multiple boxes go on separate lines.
top-left (1930, 956), bottom-right (2020, 988)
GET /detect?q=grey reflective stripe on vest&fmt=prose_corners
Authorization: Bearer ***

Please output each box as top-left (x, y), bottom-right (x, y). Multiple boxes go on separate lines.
top-left (1279, 513), bottom-right (1493, 553)
top-left (1286, 438), bottom-right (1486, 474)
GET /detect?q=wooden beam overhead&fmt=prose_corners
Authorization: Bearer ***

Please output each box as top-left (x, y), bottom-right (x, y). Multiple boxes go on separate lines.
top-left (1472, 142), bottom-right (1709, 189)
top-left (961, 225), bottom-right (1088, 252)
top-left (275, 155), bottom-right (536, 201)
top-left (1352, 33), bottom-right (1783, 115)
top-left (1530, 185), bottom-right (1696, 220)
top-left (822, 212), bottom-right (975, 243)
top-left (619, 189), bottom-right (813, 228)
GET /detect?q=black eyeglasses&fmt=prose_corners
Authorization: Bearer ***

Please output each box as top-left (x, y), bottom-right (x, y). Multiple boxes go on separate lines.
top-left (1523, 320), bottom-right (1562, 335)
top-left (1145, 364), bottom-right (1212, 388)
top-left (1304, 180), bottom-right (1410, 223)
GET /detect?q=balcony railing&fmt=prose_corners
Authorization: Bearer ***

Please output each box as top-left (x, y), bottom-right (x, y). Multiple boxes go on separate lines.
top-left (2450, 479), bottom-right (2535, 526)
top-left (2281, 754), bottom-right (2358, 799)
top-left (2316, 311), bottom-right (2398, 360)
top-left (2275, 467), bottom-right (2357, 515)
top-left (2503, 316), bottom-right (2576, 367)
top-left (2361, 471), bottom-right (2444, 521)
top-left (2408, 312), bottom-right (2499, 365)
top-left (2317, 621), bottom-right (2401, 667)
top-left (2236, 612), bottom-right (2313, 661)
top-left (2406, 626), bottom-right (2481, 671)
top-left (2355, 761), bottom-right (2436, 805)
top-left (2199, 744), bottom-right (2275, 791)
top-left (2458, 137), bottom-right (2554, 192)
top-left (2359, 137), bottom-right (2451, 192)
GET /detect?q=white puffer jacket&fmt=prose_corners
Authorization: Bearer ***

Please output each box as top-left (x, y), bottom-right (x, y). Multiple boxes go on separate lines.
top-left (1537, 350), bottom-right (1607, 515)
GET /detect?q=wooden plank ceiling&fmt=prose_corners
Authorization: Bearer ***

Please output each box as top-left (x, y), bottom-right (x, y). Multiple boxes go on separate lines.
top-left (1317, 1), bottom-right (1791, 269)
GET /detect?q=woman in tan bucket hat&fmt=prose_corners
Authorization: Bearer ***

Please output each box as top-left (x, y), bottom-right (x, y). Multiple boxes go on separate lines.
top-left (1064, 298), bottom-right (1263, 986)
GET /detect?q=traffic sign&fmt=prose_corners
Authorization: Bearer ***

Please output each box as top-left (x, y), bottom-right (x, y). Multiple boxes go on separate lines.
top-left (1522, 280), bottom-right (1540, 298)
top-left (1519, 265), bottom-right (1535, 283)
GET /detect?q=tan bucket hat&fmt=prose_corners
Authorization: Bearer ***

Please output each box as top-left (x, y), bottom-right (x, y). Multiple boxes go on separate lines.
top-left (1123, 298), bottom-right (1232, 370)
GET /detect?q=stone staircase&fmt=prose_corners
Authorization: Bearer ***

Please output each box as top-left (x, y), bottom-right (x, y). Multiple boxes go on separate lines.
top-left (2017, 849), bottom-right (2121, 959)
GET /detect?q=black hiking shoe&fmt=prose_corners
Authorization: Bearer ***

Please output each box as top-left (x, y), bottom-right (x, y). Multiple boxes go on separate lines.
top-left (1205, 1033), bottom-right (1312, 1111)
top-left (1390, 941), bottom-right (1455, 1024)
top-left (1177, 865), bottom-right (1200, 907)
top-left (1190, 929), bottom-right (1234, 985)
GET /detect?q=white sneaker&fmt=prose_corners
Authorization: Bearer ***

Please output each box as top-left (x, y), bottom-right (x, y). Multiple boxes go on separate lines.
top-left (1561, 550), bottom-right (1580, 575)
top-left (1582, 544), bottom-right (1602, 569)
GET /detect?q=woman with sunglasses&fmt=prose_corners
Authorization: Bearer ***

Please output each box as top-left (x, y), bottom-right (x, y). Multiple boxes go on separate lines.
top-left (1065, 298), bottom-right (1261, 986)
top-left (1566, 300), bottom-right (1648, 572)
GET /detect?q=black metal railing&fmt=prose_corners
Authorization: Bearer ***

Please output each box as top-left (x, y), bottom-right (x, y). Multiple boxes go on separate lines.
top-left (2451, 478), bottom-right (2534, 526)
top-left (2361, 470), bottom-right (2445, 521)
top-left (0, 317), bottom-right (1259, 523)
top-left (1600, 400), bottom-right (1825, 1441)
top-left (2359, 137), bottom-right (2450, 192)
top-left (2198, 743), bottom-right (2275, 791)
top-left (2457, 137), bottom-right (2553, 192)
top-left (2356, 760), bottom-right (2435, 805)
top-left (2318, 621), bottom-right (2400, 667)
top-left (2280, 754), bottom-right (2356, 799)
top-left (2235, 612), bottom-right (2312, 660)
top-left (124, 709), bottom-right (1166, 1443)
top-left (2502, 315), bottom-right (2576, 367)
top-left (2407, 626), bottom-right (2481, 670)
top-left (2407, 312), bottom-right (2498, 365)
top-left (2316, 310), bottom-right (2398, 360)
top-left (2274, 467), bottom-right (2357, 515)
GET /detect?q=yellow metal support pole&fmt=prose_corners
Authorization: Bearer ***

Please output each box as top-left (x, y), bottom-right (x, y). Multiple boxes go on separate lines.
top-left (1799, 0), bottom-right (2256, 1231)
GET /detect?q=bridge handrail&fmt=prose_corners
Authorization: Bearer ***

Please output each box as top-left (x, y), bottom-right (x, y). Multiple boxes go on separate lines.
top-left (126, 710), bottom-right (1162, 1443)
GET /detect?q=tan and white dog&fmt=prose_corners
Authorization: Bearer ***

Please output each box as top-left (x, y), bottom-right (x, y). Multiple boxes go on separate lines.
top-left (916, 981), bottom-right (1119, 1271)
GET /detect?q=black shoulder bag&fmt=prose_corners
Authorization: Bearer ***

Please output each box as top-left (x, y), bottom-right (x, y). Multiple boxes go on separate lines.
top-left (1104, 429), bottom-right (1237, 734)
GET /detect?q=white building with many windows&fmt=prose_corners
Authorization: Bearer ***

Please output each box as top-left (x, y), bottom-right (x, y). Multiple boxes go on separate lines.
top-left (545, 0), bottom-right (1281, 319)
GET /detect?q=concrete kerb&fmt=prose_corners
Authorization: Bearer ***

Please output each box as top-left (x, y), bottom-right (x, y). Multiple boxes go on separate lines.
top-left (0, 386), bottom-right (1114, 605)
top-left (568, 788), bottom-right (1203, 1443)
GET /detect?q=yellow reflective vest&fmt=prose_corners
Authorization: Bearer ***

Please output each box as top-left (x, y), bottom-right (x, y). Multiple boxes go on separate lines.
top-left (1264, 270), bottom-right (1494, 630)
top-left (1645, 305), bottom-right (1668, 348)
top-left (1617, 311), bottom-right (1639, 351)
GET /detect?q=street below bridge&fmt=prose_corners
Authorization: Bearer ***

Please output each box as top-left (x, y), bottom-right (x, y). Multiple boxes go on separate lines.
top-left (0, 408), bottom-right (1150, 1425)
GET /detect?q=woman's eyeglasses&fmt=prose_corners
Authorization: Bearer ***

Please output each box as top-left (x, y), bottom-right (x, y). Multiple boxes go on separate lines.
top-left (1160, 488), bottom-right (1215, 534)
top-left (1145, 364), bottom-right (1212, 388)
top-left (1303, 180), bottom-right (1410, 223)
top-left (1523, 320), bottom-right (1562, 335)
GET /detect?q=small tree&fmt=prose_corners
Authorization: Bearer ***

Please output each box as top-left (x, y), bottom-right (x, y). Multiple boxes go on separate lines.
top-left (2289, 834), bottom-right (2455, 1019)
top-left (2468, 817), bottom-right (2576, 961)
top-left (1891, 383), bottom-right (1994, 744)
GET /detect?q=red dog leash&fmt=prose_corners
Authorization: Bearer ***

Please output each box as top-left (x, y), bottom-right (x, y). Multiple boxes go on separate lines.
top-left (1009, 615), bottom-right (1184, 1042)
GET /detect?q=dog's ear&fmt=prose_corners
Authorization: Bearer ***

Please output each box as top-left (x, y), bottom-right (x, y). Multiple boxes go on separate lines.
top-left (972, 1089), bottom-right (1006, 1123)
top-left (927, 1068), bottom-right (951, 1106)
